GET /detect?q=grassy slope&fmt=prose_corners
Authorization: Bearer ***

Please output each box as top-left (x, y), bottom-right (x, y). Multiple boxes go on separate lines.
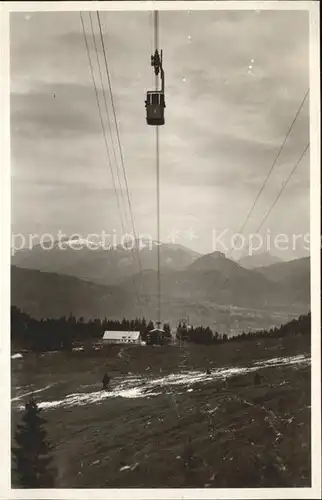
top-left (11, 335), bottom-right (310, 488)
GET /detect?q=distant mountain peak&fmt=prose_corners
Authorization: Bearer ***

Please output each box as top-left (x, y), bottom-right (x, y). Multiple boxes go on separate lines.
top-left (209, 251), bottom-right (227, 259)
top-left (188, 250), bottom-right (241, 275)
top-left (11, 236), bottom-right (201, 286)
top-left (238, 251), bottom-right (283, 270)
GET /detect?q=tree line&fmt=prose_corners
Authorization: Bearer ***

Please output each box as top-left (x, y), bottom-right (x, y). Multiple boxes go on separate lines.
top-left (11, 306), bottom-right (171, 352)
top-left (177, 313), bottom-right (311, 345)
top-left (11, 305), bottom-right (310, 352)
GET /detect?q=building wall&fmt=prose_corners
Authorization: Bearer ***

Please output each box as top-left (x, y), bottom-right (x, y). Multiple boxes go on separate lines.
top-left (103, 337), bottom-right (141, 345)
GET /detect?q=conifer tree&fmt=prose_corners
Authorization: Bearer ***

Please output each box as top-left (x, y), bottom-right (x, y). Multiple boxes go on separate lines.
top-left (147, 320), bottom-right (154, 331)
top-left (163, 322), bottom-right (171, 337)
top-left (12, 399), bottom-right (56, 488)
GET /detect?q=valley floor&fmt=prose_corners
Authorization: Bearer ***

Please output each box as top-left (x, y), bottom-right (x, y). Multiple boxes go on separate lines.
top-left (11, 335), bottom-right (311, 488)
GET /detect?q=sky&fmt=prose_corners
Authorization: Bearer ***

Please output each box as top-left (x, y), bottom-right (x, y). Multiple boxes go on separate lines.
top-left (10, 8), bottom-right (310, 259)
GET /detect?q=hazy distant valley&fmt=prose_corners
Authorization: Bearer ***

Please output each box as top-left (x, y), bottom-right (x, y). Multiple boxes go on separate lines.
top-left (11, 240), bottom-right (310, 333)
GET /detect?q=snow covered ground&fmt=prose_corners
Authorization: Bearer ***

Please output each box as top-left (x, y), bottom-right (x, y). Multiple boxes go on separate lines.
top-left (12, 353), bottom-right (310, 411)
top-left (11, 353), bottom-right (23, 359)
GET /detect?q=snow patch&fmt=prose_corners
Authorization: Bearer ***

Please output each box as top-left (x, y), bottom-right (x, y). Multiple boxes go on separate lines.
top-left (15, 353), bottom-right (310, 411)
top-left (120, 465), bottom-right (131, 471)
top-left (12, 384), bottom-right (54, 402)
top-left (120, 462), bottom-right (139, 472)
top-left (254, 354), bottom-right (309, 367)
top-left (11, 353), bottom-right (23, 359)
top-left (21, 386), bottom-right (162, 410)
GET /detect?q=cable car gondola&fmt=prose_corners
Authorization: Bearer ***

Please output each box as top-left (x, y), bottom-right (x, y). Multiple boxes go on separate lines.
top-left (145, 49), bottom-right (165, 126)
top-left (145, 91), bottom-right (165, 126)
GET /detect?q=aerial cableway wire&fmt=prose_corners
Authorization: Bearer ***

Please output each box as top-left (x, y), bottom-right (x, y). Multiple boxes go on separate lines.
top-left (150, 10), bottom-right (181, 420)
top-left (88, 11), bottom-right (129, 228)
top-left (223, 89), bottom-right (310, 336)
top-left (153, 10), bottom-right (161, 327)
top-left (149, 11), bottom-right (155, 87)
top-left (229, 88), bottom-right (310, 258)
top-left (96, 11), bottom-right (149, 307)
top-left (235, 141), bottom-right (310, 262)
top-left (252, 142), bottom-right (309, 237)
top-left (80, 12), bottom-right (142, 307)
top-left (80, 12), bottom-right (126, 233)
top-left (226, 140), bottom-right (310, 335)
top-left (86, 12), bottom-right (146, 310)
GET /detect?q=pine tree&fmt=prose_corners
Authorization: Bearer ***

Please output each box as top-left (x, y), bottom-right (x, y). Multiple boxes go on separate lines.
top-left (12, 399), bottom-right (56, 488)
top-left (163, 323), bottom-right (171, 337)
top-left (147, 320), bottom-right (154, 331)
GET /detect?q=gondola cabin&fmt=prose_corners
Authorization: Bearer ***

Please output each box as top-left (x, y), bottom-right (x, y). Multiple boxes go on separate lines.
top-left (145, 91), bottom-right (165, 126)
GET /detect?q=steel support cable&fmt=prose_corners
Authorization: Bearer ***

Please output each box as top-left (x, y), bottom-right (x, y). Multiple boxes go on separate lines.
top-left (153, 10), bottom-right (161, 326)
top-left (156, 128), bottom-right (161, 326)
top-left (152, 10), bottom-right (181, 416)
top-left (150, 11), bottom-right (155, 87)
top-left (233, 141), bottom-right (310, 263)
top-left (222, 138), bottom-right (309, 312)
top-left (154, 9), bottom-right (159, 57)
top-left (226, 141), bottom-right (310, 336)
top-left (229, 88), bottom-right (310, 258)
top-left (225, 89), bottom-right (309, 337)
top-left (191, 141), bottom-right (310, 337)
top-left (80, 13), bottom-right (141, 307)
top-left (88, 12), bottom-right (129, 228)
top-left (87, 12), bottom-right (144, 312)
top-left (96, 11), bottom-right (149, 307)
top-left (252, 142), bottom-right (309, 237)
top-left (80, 12), bottom-right (125, 233)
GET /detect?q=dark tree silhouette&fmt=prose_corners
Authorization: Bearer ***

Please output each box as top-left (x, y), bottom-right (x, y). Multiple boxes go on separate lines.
top-left (163, 322), bottom-right (171, 337)
top-left (11, 306), bottom-right (310, 351)
top-left (12, 399), bottom-right (56, 488)
top-left (11, 307), bottom-right (157, 351)
top-left (146, 320), bottom-right (155, 332)
top-left (178, 312), bottom-right (311, 345)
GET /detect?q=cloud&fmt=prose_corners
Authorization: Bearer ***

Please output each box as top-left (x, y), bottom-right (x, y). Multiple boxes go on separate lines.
top-left (10, 9), bottom-right (310, 255)
top-left (11, 82), bottom-right (103, 139)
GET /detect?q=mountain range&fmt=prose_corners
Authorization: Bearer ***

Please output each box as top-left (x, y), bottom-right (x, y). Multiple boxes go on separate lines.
top-left (237, 251), bottom-right (284, 270)
top-left (11, 238), bottom-right (200, 286)
top-left (11, 239), bottom-right (310, 333)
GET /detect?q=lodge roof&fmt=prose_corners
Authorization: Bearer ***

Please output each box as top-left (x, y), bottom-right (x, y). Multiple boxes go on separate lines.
top-left (102, 331), bottom-right (141, 340)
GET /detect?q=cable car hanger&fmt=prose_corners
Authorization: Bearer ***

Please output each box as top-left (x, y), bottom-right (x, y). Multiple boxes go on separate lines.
top-left (145, 48), bottom-right (166, 126)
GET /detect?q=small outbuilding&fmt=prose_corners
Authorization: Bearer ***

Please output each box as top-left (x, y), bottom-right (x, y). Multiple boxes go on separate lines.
top-left (146, 328), bottom-right (167, 346)
top-left (102, 331), bottom-right (141, 345)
